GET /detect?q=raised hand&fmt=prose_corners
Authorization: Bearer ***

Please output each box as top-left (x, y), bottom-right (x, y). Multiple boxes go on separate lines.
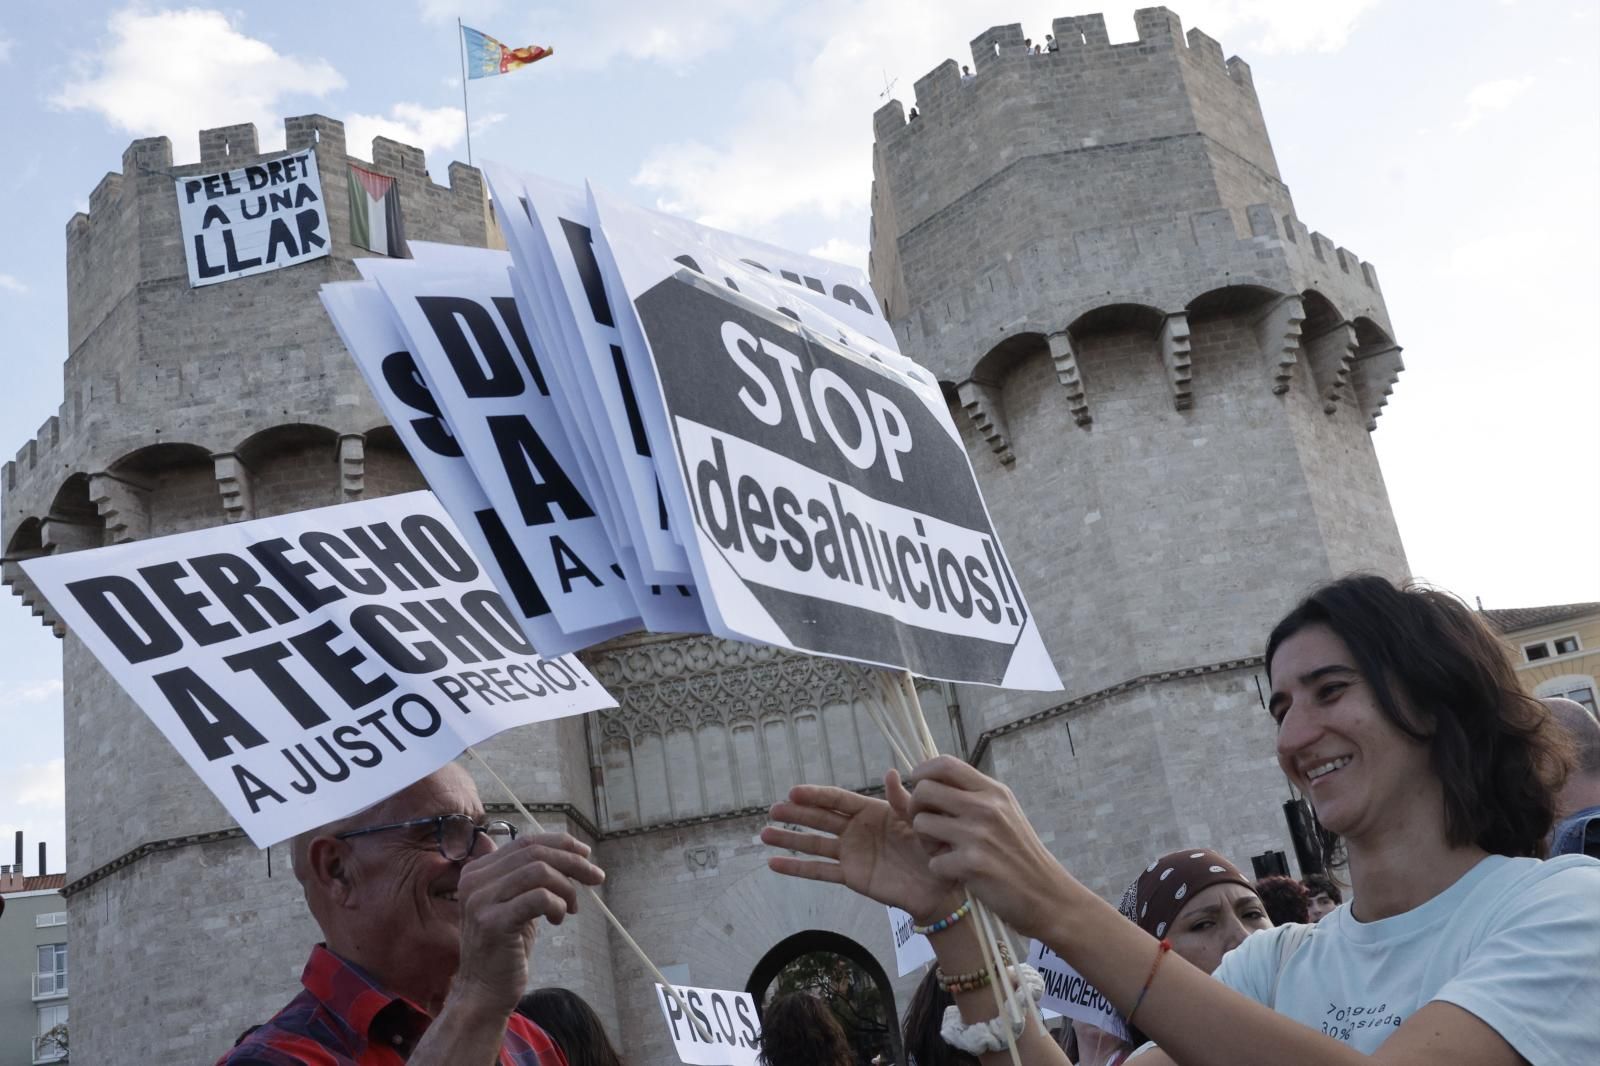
top-left (906, 755), bottom-right (1074, 940)
top-left (762, 773), bottom-right (962, 922)
top-left (450, 832), bottom-right (606, 1015)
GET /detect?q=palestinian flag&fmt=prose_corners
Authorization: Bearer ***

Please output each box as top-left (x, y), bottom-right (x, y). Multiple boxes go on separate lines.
top-left (348, 164), bottom-right (407, 257)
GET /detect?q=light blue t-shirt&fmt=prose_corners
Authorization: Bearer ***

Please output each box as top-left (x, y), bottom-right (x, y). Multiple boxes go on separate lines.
top-left (1131, 854), bottom-right (1600, 1063)
top-left (1219, 855), bottom-right (1599, 1062)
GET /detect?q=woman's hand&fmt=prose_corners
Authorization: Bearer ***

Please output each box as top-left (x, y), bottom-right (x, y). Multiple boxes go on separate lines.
top-left (762, 772), bottom-right (962, 922)
top-left (905, 755), bottom-right (1075, 940)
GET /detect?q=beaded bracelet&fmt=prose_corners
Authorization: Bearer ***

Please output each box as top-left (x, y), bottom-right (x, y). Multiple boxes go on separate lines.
top-left (912, 898), bottom-right (972, 937)
top-left (939, 964), bottom-right (1046, 1054)
top-left (1124, 938), bottom-right (1172, 1027)
top-left (935, 941), bottom-right (1013, 993)
top-left (942, 969), bottom-right (994, 994)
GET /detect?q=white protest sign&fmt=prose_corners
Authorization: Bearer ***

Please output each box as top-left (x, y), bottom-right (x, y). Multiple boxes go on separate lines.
top-left (322, 280), bottom-right (618, 655)
top-left (486, 166), bottom-right (693, 586)
top-left (370, 250), bottom-right (644, 638)
top-left (20, 492), bottom-right (615, 847)
top-left (887, 905), bottom-right (936, 976)
top-left (591, 186), bottom-right (1062, 689)
top-left (176, 150), bottom-right (330, 287)
top-left (655, 984), bottom-right (762, 1066)
top-left (1026, 939), bottom-right (1131, 1041)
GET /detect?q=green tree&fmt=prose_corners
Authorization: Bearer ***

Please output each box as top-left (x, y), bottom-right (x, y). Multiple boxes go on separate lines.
top-left (37, 1020), bottom-right (68, 1061)
top-left (772, 951), bottom-right (891, 1065)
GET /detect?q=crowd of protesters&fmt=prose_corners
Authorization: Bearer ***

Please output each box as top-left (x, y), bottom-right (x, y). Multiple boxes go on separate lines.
top-left (216, 575), bottom-right (1597, 1065)
top-left (764, 576), bottom-right (1600, 1065)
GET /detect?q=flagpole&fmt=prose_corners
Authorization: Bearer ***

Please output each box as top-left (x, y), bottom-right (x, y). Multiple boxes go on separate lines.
top-left (458, 18), bottom-right (473, 167)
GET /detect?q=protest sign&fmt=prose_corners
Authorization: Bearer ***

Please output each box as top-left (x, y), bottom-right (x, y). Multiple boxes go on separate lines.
top-left (21, 492), bottom-right (614, 847)
top-left (887, 905), bottom-right (937, 976)
top-left (357, 245), bottom-right (707, 640)
top-left (1026, 939), bottom-right (1131, 1041)
top-left (370, 248), bottom-right (644, 637)
top-left (323, 280), bottom-right (614, 655)
top-left (655, 984), bottom-right (761, 1066)
top-left (589, 186), bottom-right (1061, 689)
top-left (485, 166), bottom-right (693, 587)
top-left (176, 150), bottom-right (330, 287)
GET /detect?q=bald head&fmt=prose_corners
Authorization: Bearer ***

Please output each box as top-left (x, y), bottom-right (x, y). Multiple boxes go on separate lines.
top-left (1546, 698), bottom-right (1600, 778)
top-left (1544, 697), bottom-right (1600, 828)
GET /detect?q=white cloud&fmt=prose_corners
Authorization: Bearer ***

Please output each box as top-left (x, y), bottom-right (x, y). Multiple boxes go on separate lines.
top-left (628, 1), bottom-right (1382, 238)
top-left (0, 273), bottom-right (29, 294)
top-left (807, 237), bottom-right (869, 269)
top-left (0, 678), bottom-right (61, 706)
top-left (345, 103), bottom-right (470, 161)
top-left (1454, 76), bottom-right (1535, 130)
top-left (0, 34), bottom-right (12, 64)
top-left (51, 8), bottom-right (344, 163)
top-left (0, 760), bottom-right (66, 874)
top-left (471, 111), bottom-right (508, 137)
top-left (14, 759), bottom-right (65, 809)
top-left (1205, 0), bottom-right (1381, 54)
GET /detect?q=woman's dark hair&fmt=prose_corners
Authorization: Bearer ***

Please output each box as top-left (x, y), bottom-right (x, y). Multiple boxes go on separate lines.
top-left (1302, 873), bottom-right (1343, 904)
top-left (515, 987), bottom-right (625, 1066)
top-left (902, 969), bottom-right (981, 1066)
top-left (1254, 875), bottom-right (1311, 925)
top-left (758, 992), bottom-right (854, 1066)
top-left (1265, 575), bottom-right (1572, 858)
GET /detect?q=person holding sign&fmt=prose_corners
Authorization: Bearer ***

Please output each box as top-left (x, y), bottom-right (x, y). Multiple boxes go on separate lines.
top-left (218, 762), bottom-right (602, 1065)
top-left (765, 576), bottom-right (1600, 1065)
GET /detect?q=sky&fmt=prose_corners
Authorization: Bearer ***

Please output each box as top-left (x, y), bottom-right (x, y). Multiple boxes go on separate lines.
top-left (0, 0), bottom-right (1596, 878)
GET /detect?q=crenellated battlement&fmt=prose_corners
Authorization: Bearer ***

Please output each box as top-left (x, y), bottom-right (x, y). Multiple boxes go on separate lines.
top-left (874, 7), bottom-right (1262, 144)
top-left (868, 5), bottom-right (1402, 467)
top-left (8, 112), bottom-right (505, 631)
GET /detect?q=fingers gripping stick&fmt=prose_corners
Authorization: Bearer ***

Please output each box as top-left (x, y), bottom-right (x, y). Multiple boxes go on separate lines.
top-left (466, 747), bottom-right (712, 1042)
top-left (864, 667), bottom-right (1029, 1066)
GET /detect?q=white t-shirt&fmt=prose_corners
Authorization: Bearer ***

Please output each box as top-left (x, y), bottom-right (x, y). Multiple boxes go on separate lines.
top-left (1134, 854), bottom-right (1600, 1063)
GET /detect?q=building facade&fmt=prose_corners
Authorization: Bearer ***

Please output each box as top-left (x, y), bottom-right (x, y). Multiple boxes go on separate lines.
top-left (0, 865), bottom-right (69, 1066)
top-left (1482, 603), bottom-right (1600, 713)
top-left (1, 8), bottom-right (1411, 1062)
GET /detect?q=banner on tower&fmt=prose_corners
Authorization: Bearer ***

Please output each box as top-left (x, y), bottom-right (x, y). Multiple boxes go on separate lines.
top-left (20, 492), bottom-right (614, 847)
top-left (176, 149), bottom-right (331, 287)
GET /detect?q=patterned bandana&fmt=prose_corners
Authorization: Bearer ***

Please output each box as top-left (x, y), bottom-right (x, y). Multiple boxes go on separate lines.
top-left (1116, 848), bottom-right (1253, 939)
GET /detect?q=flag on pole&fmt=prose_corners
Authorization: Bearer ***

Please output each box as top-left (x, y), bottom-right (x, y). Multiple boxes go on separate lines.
top-left (348, 164), bottom-right (407, 257)
top-left (462, 26), bottom-right (552, 79)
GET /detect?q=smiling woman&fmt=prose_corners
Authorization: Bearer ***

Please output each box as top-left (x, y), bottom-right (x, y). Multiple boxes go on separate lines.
top-left (761, 576), bottom-right (1600, 1066)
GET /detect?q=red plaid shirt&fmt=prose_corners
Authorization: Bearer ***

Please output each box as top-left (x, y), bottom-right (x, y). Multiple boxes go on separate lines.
top-left (216, 944), bottom-right (568, 1066)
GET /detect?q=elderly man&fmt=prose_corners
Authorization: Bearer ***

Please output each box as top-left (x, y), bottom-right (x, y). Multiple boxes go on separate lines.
top-left (219, 761), bottom-right (603, 1064)
top-left (1546, 696), bottom-right (1600, 858)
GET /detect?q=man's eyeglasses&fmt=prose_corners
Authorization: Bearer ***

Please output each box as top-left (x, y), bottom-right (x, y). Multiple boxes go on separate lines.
top-left (334, 814), bottom-right (516, 861)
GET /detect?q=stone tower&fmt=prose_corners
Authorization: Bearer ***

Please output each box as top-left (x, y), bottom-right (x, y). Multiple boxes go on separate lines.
top-left (0, 117), bottom-right (620, 1061)
top-left (1, 8), bottom-right (1413, 1062)
top-left (869, 9), bottom-right (1407, 893)
top-left (0, 116), bottom-right (948, 1063)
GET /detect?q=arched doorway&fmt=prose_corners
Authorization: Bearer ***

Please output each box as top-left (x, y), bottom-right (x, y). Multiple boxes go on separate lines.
top-left (747, 930), bottom-right (906, 1065)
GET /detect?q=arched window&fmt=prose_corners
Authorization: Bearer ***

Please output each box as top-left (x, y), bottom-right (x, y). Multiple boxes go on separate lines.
top-left (747, 929), bottom-right (904, 1065)
top-left (1535, 674), bottom-right (1598, 716)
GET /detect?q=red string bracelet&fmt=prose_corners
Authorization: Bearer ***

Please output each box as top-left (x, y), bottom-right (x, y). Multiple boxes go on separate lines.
top-left (1124, 938), bottom-right (1172, 1026)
